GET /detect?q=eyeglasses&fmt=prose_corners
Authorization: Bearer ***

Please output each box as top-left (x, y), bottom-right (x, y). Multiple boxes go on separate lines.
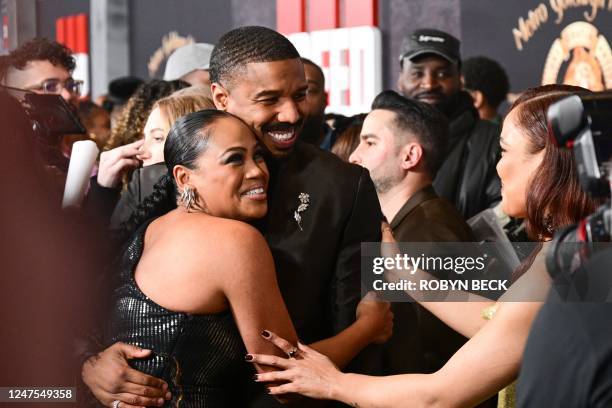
top-left (26, 78), bottom-right (83, 96)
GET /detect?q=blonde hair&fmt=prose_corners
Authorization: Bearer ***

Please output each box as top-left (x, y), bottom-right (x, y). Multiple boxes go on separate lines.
top-left (154, 92), bottom-right (215, 129)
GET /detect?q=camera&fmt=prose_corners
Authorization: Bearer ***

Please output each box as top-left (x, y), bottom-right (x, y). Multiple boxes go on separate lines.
top-left (548, 91), bottom-right (612, 197)
top-left (546, 91), bottom-right (612, 278)
top-left (0, 85), bottom-right (85, 170)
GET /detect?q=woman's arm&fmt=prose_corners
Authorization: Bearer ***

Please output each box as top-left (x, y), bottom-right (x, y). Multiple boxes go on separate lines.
top-left (335, 301), bottom-right (542, 407)
top-left (213, 222), bottom-right (299, 370)
top-left (217, 222), bottom-right (392, 370)
top-left (252, 300), bottom-right (543, 408)
top-left (381, 226), bottom-right (551, 339)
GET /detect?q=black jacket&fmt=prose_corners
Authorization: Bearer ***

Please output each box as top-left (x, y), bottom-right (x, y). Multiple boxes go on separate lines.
top-left (433, 91), bottom-right (501, 220)
top-left (250, 141), bottom-right (382, 408)
top-left (260, 141), bottom-right (382, 343)
top-left (109, 163), bottom-right (167, 230)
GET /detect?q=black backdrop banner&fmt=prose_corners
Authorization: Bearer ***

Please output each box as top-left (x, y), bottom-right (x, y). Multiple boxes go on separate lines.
top-left (461, 0), bottom-right (612, 93)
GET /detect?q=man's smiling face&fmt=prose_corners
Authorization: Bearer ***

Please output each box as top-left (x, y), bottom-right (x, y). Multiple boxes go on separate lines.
top-left (212, 58), bottom-right (308, 158)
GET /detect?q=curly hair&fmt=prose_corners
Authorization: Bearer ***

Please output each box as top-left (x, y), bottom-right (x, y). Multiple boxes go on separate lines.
top-left (508, 84), bottom-right (601, 240)
top-left (0, 38), bottom-right (75, 83)
top-left (105, 79), bottom-right (188, 151)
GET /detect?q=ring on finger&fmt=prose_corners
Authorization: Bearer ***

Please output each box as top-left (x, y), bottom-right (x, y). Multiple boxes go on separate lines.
top-left (287, 347), bottom-right (299, 358)
top-left (112, 401), bottom-right (121, 408)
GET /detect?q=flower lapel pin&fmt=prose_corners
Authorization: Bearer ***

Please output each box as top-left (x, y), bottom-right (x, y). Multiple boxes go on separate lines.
top-left (293, 192), bottom-right (310, 231)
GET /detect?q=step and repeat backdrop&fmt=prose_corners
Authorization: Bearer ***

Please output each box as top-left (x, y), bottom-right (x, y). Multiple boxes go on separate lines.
top-left (21, 0), bottom-right (611, 104)
top-left (461, 0), bottom-right (612, 93)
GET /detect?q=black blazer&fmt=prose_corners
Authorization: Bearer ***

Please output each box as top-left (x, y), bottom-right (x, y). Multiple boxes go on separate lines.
top-left (433, 92), bottom-right (501, 220)
top-left (109, 163), bottom-right (168, 230)
top-left (260, 141), bottom-right (382, 344)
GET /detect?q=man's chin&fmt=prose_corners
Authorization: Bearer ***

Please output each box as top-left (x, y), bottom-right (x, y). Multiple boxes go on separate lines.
top-left (416, 95), bottom-right (447, 109)
top-left (266, 143), bottom-right (296, 158)
top-left (262, 132), bottom-right (299, 157)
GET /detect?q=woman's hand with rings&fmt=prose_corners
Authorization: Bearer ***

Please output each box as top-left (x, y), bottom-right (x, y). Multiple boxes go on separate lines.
top-left (260, 330), bottom-right (301, 359)
top-left (247, 330), bottom-right (343, 400)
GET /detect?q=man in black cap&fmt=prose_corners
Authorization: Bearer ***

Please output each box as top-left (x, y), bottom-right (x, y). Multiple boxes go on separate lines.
top-left (397, 28), bottom-right (501, 220)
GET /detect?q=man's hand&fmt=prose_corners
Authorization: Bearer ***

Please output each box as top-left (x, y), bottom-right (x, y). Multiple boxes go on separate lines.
top-left (356, 291), bottom-right (394, 344)
top-left (97, 140), bottom-right (145, 188)
top-left (81, 342), bottom-right (170, 407)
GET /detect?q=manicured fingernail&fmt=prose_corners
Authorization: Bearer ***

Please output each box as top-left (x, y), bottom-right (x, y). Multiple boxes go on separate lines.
top-left (253, 374), bottom-right (258, 381)
top-left (157, 398), bottom-right (164, 405)
top-left (245, 354), bottom-right (253, 361)
top-left (165, 392), bottom-right (171, 399)
top-left (261, 330), bottom-right (271, 338)
top-left (162, 383), bottom-right (168, 391)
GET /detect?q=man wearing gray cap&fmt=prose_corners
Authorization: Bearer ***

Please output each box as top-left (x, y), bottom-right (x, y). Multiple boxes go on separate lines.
top-left (163, 42), bottom-right (214, 87)
top-left (397, 28), bottom-right (501, 220)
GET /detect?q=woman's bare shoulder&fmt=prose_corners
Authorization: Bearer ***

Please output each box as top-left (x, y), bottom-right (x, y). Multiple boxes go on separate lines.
top-left (139, 213), bottom-right (272, 309)
top-left (166, 214), bottom-right (269, 262)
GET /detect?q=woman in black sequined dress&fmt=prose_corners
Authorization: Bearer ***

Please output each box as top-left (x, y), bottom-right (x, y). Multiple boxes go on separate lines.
top-left (106, 110), bottom-right (298, 407)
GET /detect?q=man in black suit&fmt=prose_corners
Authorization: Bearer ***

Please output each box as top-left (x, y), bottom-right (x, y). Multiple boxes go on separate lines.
top-left (82, 26), bottom-right (388, 407)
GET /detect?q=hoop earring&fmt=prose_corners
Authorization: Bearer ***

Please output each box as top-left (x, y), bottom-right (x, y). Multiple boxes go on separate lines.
top-left (180, 186), bottom-right (197, 212)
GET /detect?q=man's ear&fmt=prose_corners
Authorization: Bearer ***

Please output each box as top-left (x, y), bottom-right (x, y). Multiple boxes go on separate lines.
top-left (400, 142), bottom-right (423, 171)
top-left (173, 165), bottom-right (192, 192)
top-left (211, 82), bottom-right (229, 111)
top-left (468, 90), bottom-right (484, 110)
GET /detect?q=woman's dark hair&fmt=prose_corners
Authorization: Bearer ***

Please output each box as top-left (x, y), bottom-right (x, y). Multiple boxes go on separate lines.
top-left (331, 113), bottom-right (366, 162)
top-left (508, 84), bottom-right (601, 240)
top-left (119, 109), bottom-right (233, 240)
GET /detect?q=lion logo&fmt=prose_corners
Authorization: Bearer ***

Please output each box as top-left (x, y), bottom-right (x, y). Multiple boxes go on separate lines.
top-left (542, 21), bottom-right (612, 91)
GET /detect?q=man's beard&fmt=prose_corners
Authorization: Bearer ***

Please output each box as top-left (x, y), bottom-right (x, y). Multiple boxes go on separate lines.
top-left (413, 91), bottom-right (451, 115)
top-left (372, 172), bottom-right (402, 195)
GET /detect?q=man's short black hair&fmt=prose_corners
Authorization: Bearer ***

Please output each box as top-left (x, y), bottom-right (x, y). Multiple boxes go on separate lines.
top-left (301, 57), bottom-right (325, 85)
top-left (0, 38), bottom-right (75, 82)
top-left (462, 56), bottom-right (509, 109)
top-left (209, 26), bottom-right (300, 86)
top-left (371, 90), bottom-right (449, 177)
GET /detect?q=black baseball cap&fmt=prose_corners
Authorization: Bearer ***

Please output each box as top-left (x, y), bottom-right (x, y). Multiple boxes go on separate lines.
top-left (399, 28), bottom-right (461, 66)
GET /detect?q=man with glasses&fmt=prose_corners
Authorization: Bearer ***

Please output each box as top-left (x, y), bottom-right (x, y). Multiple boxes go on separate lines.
top-left (0, 37), bottom-right (82, 106)
top-left (1, 37), bottom-right (145, 201)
